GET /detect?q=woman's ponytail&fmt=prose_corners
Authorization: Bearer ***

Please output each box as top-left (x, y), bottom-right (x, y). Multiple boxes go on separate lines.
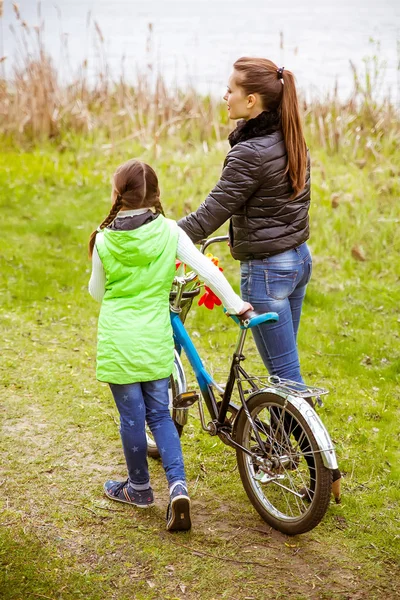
top-left (280, 69), bottom-right (307, 198)
top-left (233, 57), bottom-right (307, 198)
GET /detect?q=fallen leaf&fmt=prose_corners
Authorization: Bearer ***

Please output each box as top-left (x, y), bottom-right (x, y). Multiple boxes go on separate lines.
top-left (331, 193), bottom-right (340, 208)
top-left (351, 245), bottom-right (366, 261)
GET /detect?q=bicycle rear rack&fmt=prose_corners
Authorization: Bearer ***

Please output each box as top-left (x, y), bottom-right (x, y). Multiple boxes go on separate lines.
top-left (237, 374), bottom-right (329, 408)
top-left (266, 376), bottom-right (329, 398)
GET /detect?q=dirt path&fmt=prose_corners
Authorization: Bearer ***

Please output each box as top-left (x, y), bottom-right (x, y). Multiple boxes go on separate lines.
top-left (1, 393), bottom-right (399, 600)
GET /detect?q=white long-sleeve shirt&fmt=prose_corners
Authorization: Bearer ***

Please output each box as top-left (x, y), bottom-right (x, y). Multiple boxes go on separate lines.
top-left (88, 212), bottom-right (245, 314)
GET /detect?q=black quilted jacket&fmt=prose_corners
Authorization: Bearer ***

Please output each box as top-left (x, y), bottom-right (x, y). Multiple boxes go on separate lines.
top-left (177, 110), bottom-right (310, 261)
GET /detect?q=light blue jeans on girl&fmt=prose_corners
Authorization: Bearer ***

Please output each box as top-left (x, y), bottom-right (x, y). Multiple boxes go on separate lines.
top-left (110, 378), bottom-right (186, 490)
top-left (240, 242), bottom-right (312, 385)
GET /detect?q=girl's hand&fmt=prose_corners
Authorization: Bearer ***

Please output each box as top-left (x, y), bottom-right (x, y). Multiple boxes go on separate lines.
top-left (238, 302), bottom-right (253, 315)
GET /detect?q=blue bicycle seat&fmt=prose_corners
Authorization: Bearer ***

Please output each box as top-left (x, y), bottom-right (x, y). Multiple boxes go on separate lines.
top-left (226, 309), bottom-right (279, 329)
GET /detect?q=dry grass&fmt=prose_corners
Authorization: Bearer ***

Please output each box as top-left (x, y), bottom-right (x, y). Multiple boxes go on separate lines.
top-left (304, 92), bottom-right (398, 158)
top-left (0, 7), bottom-right (224, 147)
top-left (0, 7), bottom-right (398, 155)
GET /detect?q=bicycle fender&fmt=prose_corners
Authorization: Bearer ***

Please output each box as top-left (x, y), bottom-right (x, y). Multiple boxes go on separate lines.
top-left (171, 350), bottom-right (189, 427)
top-left (234, 389), bottom-right (338, 470)
top-left (172, 350), bottom-right (186, 397)
top-left (282, 391), bottom-right (338, 470)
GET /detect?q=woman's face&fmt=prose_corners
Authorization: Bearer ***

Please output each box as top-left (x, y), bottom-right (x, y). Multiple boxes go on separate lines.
top-left (223, 71), bottom-right (250, 120)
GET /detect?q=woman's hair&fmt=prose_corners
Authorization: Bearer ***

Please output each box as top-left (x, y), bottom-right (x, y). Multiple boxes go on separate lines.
top-left (88, 159), bottom-right (165, 256)
top-left (233, 57), bottom-right (307, 198)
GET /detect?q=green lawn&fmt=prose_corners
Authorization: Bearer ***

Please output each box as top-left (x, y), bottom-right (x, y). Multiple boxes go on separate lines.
top-left (0, 133), bottom-right (399, 599)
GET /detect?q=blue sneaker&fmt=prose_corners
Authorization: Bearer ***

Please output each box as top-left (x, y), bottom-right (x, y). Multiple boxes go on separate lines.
top-left (104, 479), bottom-right (154, 508)
top-left (166, 482), bottom-right (191, 531)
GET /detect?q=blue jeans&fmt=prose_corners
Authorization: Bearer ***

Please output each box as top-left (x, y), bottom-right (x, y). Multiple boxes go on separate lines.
top-left (109, 378), bottom-right (186, 490)
top-left (240, 243), bottom-right (312, 385)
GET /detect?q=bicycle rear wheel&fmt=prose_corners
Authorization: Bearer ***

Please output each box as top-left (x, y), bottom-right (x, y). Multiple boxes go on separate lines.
top-left (235, 391), bottom-right (332, 535)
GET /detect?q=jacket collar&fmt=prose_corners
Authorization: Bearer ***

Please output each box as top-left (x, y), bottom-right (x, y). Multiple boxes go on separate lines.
top-left (228, 110), bottom-right (281, 148)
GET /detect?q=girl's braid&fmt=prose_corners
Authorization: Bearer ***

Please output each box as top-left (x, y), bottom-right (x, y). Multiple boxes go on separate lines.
top-left (99, 194), bottom-right (123, 229)
top-left (88, 195), bottom-right (123, 256)
top-left (153, 197), bottom-right (165, 216)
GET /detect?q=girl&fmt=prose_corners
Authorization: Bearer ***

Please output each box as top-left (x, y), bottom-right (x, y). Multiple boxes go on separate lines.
top-left (178, 56), bottom-right (341, 493)
top-left (88, 159), bottom-right (252, 532)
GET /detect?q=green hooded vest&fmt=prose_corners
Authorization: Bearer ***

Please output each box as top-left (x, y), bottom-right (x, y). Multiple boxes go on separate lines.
top-left (95, 215), bottom-right (179, 384)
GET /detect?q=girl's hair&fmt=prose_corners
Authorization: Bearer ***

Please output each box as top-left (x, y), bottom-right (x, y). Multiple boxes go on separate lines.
top-left (233, 57), bottom-right (307, 198)
top-left (88, 159), bottom-right (165, 257)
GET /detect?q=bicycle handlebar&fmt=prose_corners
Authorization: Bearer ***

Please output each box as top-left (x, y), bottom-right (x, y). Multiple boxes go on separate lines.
top-left (199, 235), bottom-right (229, 254)
top-left (171, 236), bottom-right (279, 326)
top-left (172, 235), bottom-right (230, 288)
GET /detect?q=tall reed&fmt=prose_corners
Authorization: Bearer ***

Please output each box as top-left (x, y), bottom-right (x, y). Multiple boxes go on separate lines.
top-left (0, 9), bottom-right (225, 147)
top-left (0, 7), bottom-right (398, 159)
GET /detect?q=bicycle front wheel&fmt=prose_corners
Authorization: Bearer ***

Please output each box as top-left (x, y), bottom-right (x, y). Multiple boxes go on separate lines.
top-left (147, 353), bottom-right (186, 459)
top-left (235, 391), bottom-right (332, 535)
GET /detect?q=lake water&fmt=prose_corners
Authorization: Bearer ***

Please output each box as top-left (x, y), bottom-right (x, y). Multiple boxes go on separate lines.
top-left (1, 0), bottom-right (399, 101)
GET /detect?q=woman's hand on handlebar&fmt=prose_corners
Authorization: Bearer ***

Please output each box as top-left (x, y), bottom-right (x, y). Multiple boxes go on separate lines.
top-left (237, 301), bottom-right (253, 315)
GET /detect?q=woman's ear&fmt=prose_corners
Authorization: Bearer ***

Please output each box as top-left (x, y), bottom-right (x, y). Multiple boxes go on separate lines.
top-left (247, 93), bottom-right (263, 110)
top-left (246, 94), bottom-right (257, 108)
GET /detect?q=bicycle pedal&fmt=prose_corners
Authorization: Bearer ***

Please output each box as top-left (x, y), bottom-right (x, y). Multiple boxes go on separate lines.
top-left (173, 391), bottom-right (200, 409)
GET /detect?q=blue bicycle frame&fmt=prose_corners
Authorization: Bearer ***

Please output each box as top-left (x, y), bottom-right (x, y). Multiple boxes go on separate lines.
top-left (170, 306), bottom-right (280, 439)
top-left (170, 311), bottom-right (221, 417)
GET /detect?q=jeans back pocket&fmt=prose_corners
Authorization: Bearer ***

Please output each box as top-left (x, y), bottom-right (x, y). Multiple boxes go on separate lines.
top-left (265, 268), bottom-right (298, 301)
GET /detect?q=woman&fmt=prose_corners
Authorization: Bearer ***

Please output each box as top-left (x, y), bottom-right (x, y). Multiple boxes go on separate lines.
top-left (178, 57), bottom-right (342, 498)
top-left (178, 57), bottom-right (311, 386)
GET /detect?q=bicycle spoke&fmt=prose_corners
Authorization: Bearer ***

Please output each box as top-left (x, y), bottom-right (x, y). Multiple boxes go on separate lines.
top-left (269, 479), bottom-right (306, 499)
top-left (242, 401), bottom-right (324, 521)
top-left (295, 428), bottom-right (307, 450)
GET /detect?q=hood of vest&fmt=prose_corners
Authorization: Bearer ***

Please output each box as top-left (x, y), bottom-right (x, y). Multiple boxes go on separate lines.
top-left (101, 215), bottom-right (172, 267)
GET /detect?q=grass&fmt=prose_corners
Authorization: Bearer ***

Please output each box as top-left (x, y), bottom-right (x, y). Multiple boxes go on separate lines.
top-left (0, 122), bottom-right (399, 599)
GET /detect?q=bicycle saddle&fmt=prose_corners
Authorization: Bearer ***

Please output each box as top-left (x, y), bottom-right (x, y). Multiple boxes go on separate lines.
top-left (229, 309), bottom-right (279, 329)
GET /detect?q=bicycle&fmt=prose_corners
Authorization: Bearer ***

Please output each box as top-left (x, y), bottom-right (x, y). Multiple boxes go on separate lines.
top-left (147, 236), bottom-right (339, 535)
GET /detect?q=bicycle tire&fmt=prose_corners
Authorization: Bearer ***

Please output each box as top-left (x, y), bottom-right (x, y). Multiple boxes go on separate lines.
top-left (235, 391), bottom-right (332, 535)
top-left (147, 372), bottom-right (183, 459)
